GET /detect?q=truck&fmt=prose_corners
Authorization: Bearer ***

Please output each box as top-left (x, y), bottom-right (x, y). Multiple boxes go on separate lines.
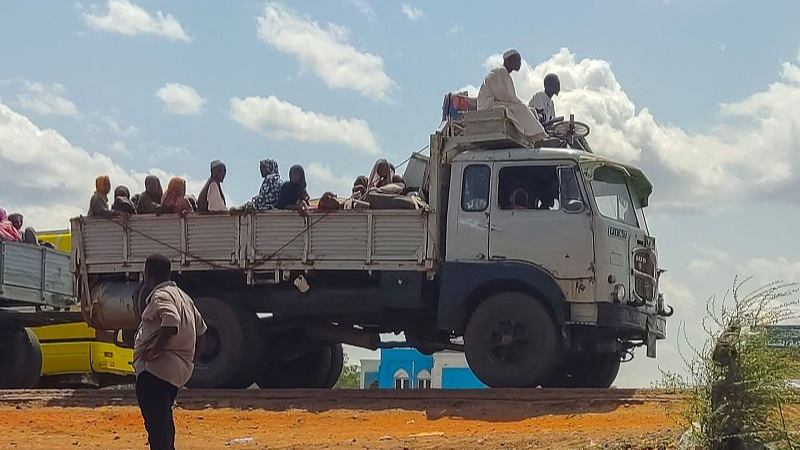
top-left (71, 108), bottom-right (673, 389)
top-left (0, 241), bottom-right (79, 388)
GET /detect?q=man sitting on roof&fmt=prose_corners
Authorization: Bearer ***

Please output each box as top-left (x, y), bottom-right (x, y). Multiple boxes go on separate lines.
top-left (529, 73), bottom-right (560, 124)
top-left (477, 49), bottom-right (548, 141)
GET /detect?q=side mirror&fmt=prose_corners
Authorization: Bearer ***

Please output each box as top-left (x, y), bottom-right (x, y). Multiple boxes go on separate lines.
top-left (564, 199), bottom-right (585, 214)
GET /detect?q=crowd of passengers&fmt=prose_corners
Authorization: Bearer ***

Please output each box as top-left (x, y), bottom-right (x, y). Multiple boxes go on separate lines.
top-left (85, 158), bottom-right (423, 220)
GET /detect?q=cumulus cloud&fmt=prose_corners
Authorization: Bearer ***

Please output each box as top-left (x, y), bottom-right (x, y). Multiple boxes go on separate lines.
top-left (229, 95), bottom-right (380, 155)
top-left (0, 102), bottom-right (195, 230)
top-left (155, 83), bottom-right (207, 115)
top-left (17, 82), bottom-right (80, 118)
top-left (257, 2), bottom-right (397, 100)
top-left (489, 48), bottom-right (800, 210)
top-left (307, 162), bottom-right (354, 197)
top-left (401, 4), bottom-right (424, 21)
top-left (84, 0), bottom-right (191, 42)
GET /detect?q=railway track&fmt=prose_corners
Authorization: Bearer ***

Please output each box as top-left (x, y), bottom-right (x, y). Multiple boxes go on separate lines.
top-left (0, 388), bottom-right (684, 410)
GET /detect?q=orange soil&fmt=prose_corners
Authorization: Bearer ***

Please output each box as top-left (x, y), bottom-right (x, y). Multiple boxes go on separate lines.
top-left (0, 400), bottom-right (682, 450)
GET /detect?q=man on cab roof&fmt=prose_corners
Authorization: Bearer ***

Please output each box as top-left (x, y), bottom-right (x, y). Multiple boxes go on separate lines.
top-left (477, 49), bottom-right (548, 141)
top-left (197, 160), bottom-right (227, 213)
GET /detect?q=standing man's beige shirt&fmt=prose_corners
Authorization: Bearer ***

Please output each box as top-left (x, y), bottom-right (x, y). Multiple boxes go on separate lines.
top-left (134, 281), bottom-right (207, 388)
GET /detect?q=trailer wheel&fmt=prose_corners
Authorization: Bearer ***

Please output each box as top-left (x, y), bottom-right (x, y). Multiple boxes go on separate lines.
top-left (464, 292), bottom-right (559, 388)
top-left (187, 297), bottom-right (262, 389)
top-left (542, 352), bottom-right (621, 388)
top-left (322, 343), bottom-right (344, 388)
top-left (258, 344), bottom-right (333, 389)
top-left (0, 327), bottom-right (42, 389)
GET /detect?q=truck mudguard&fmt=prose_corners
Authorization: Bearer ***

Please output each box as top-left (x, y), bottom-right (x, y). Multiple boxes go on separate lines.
top-left (437, 260), bottom-right (568, 334)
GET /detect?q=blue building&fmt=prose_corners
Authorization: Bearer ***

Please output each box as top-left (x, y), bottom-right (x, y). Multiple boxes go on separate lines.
top-left (360, 349), bottom-right (486, 389)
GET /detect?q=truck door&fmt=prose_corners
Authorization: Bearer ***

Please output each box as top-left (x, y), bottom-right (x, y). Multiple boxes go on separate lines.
top-left (446, 163), bottom-right (492, 261)
top-left (488, 162), bottom-right (594, 278)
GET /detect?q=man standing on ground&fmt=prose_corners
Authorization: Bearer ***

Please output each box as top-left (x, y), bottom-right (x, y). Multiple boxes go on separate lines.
top-left (477, 49), bottom-right (548, 141)
top-left (197, 160), bottom-right (227, 212)
top-left (529, 73), bottom-right (560, 124)
top-left (135, 254), bottom-right (206, 450)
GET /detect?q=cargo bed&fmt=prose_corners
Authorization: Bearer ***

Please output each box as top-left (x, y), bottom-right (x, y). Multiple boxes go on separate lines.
top-left (72, 210), bottom-right (434, 282)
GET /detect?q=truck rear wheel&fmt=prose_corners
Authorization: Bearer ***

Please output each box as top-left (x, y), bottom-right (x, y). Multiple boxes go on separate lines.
top-left (187, 297), bottom-right (262, 389)
top-left (0, 327), bottom-right (42, 389)
top-left (542, 352), bottom-right (621, 388)
top-left (464, 292), bottom-right (558, 388)
top-left (322, 343), bottom-right (344, 388)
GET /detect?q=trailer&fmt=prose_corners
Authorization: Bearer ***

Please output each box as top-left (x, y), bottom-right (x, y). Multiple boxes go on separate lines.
top-left (73, 110), bottom-right (672, 388)
top-left (0, 242), bottom-right (80, 388)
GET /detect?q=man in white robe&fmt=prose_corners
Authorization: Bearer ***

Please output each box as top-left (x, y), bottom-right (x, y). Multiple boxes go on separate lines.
top-left (529, 73), bottom-right (560, 124)
top-left (477, 49), bottom-right (548, 141)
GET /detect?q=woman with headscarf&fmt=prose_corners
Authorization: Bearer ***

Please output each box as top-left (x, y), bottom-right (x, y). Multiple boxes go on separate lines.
top-left (367, 159), bottom-right (394, 190)
top-left (277, 165), bottom-right (310, 210)
top-left (137, 175), bottom-right (163, 214)
top-left (88, 175), bottom-right (113, 218)
top-left (160, 177), bottom-right (194, 217)
top-left (112, 186), bottom-right (137, 215)
top-left (0, 209), bottom-right (22, 242)
top-left (245, 159), bottom-right (282, 211)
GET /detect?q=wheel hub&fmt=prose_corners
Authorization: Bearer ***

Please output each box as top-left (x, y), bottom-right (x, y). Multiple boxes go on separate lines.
top-left (488, 319), bottom-right (529, 364)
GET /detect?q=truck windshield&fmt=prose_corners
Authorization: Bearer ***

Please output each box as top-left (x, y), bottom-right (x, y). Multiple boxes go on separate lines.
top-left (589, 166), bottom-right (639, 228)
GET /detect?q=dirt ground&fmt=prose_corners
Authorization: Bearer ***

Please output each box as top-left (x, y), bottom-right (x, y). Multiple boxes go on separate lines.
top-left (0, 389), bottom-right (684, 450)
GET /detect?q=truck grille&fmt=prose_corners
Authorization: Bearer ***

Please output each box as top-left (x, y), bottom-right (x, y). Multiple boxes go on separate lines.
top-left (633, 249), bottom-right (657, 303)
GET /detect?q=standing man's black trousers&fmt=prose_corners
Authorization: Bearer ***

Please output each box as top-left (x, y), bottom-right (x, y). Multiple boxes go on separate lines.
top-left (136, 371), bottom-right (179, 450)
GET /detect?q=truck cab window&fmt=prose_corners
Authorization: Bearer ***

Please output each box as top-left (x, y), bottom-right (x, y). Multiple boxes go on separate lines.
top-left (590, 166), bottom-right (638, 227)
top-left (498, 166), bottom-right (560, 211)
top-left (461, 164), bottom-right (491, 212)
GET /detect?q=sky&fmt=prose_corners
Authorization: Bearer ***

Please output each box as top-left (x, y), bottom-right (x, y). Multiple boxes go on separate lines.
top-left (1, 0), bottom-right (799, 387)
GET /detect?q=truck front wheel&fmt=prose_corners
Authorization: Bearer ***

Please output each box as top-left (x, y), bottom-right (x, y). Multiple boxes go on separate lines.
top-left (541, 352), bottom-right (622, 388)
top-left (187, 297), bottom-right (262, 389)
top-left (0, 327), bottom-right (42, 389)
top-left (464, 292), bottom-right (559, 388)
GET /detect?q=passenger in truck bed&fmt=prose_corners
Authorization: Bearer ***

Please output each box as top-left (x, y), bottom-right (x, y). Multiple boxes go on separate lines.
top-left (0, 209), bottom-right (22, 242)
top-left (277, 164), bottom-right (310, 213)
top-left (160, 177), bottom-right (194, 217)
top-left (367, 159), bottom-right (394, 190)
top-left (137, 175), bottom-right (163, 214)
top-left (88, 175), bottom-right (114, 218)
top-left (112, 186), bottom-right (137, 215)
top-left (197, 159), bottom-right (228, 213)
top-left (244, 159), bottom-right (282, 211)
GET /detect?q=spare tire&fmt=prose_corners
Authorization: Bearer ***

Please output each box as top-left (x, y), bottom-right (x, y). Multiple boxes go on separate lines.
top-left (187, 297), bottom-right (262, 389)
top-left (258, 344), bottom-right (334, 389)
top-left (0, 327), bottom-right (42, 389)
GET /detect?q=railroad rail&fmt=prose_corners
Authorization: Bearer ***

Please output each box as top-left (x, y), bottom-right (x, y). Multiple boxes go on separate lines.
top-left (0, 388), bottom-right (685, 410)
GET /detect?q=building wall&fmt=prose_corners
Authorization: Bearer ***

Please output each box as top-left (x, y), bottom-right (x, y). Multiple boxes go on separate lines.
top-left (377, 348), bottom-right (433, 389)
top-left (360, 348), bottom-right (486, 389)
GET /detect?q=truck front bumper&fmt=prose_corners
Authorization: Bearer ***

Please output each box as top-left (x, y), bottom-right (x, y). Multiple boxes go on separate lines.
top-left (594, 303), bottom-right (667, 358)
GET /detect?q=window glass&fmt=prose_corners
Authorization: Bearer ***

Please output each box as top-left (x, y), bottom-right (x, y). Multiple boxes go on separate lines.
top-left (461, 164), bottom-right (491, 212)
top-left (590, 166), bottom-right (638, 227)
top-left (498, 165), bottom-right (560, 211)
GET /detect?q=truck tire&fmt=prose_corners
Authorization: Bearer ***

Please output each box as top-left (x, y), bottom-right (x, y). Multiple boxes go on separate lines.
top-left (464, 292), bottom-right (559, 388)
top-left (0, 327), bottom-right (42, 389)
top-left (541, 353), bottom-right (622, 388)
top-left (322, 343), bottom-right (344, 388)
top-left (187, 297), bottom-right (262, 389)
top-left (258, 344), bottom-right (333, 389)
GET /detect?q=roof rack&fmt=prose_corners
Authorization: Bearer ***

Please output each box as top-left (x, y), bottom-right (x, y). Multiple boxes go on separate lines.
top-left (440, 109), bottom-right (536, 163)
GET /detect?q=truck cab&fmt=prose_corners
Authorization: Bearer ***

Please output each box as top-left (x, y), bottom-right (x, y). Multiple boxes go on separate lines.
top-left (430, 109), bottom-right (669, 387)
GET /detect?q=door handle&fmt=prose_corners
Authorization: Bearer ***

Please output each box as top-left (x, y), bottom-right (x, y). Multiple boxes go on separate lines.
top-left (491, 255), bottom-right (507, 260)
top-left (490, 224), bottom-right (502, 232)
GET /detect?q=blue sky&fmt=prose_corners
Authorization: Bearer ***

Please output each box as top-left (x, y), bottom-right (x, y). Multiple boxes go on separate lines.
top-left (1, 0), bottom-right (799, 387)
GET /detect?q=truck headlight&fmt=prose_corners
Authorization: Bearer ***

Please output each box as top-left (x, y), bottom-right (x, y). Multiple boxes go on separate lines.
top-left (613, 284), bottom-right (626, 303)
